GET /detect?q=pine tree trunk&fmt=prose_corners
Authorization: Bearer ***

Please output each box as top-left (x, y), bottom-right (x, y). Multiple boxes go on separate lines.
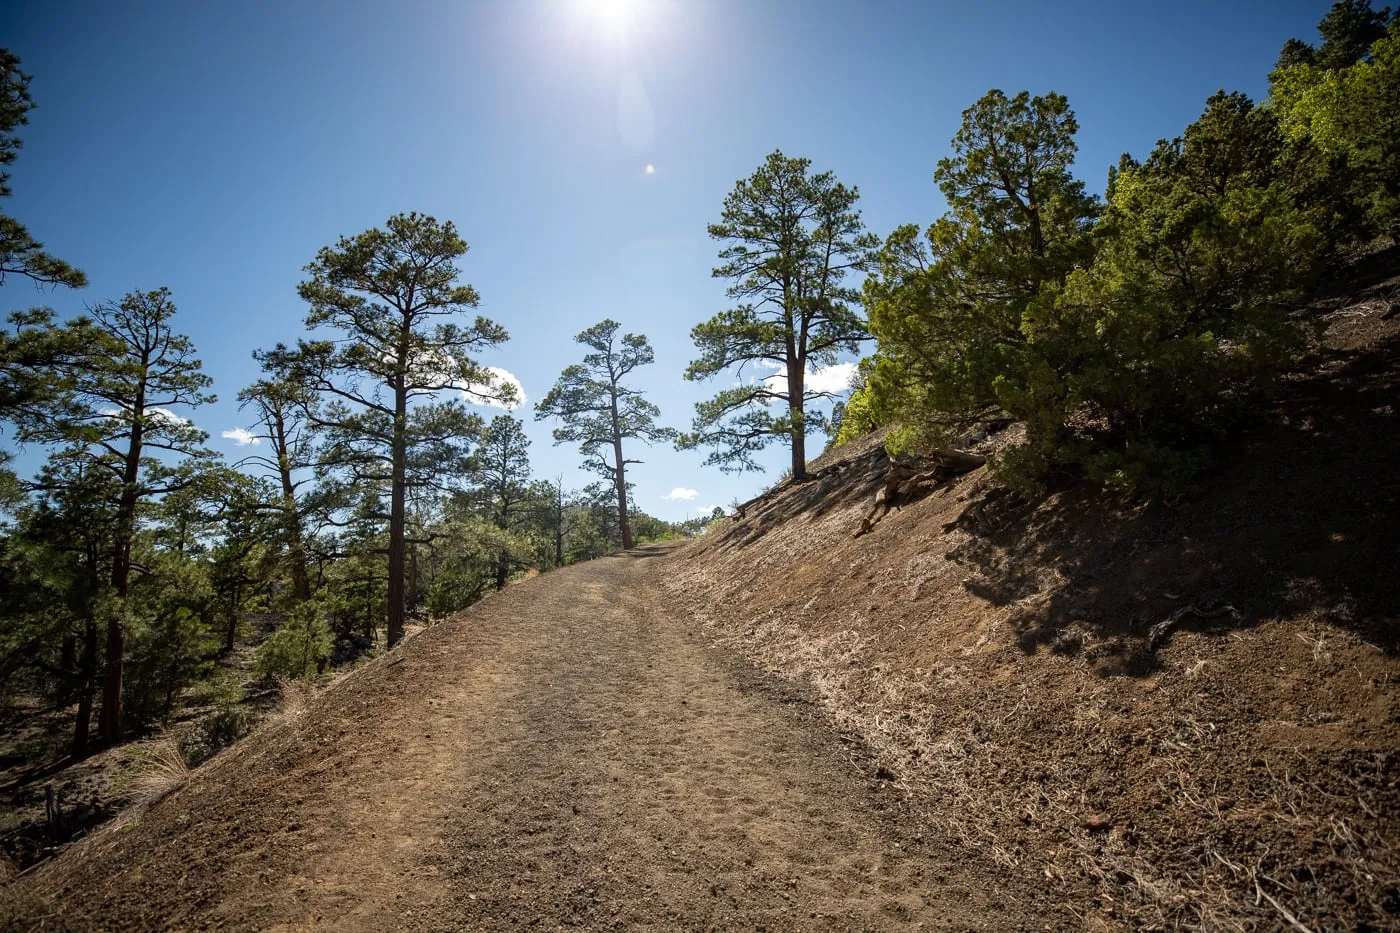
top-left (273, 409), bottom-right (311, 602)
top-left (609, 391), bottom-right (632, 550)
top-left (788, 358), bottom-right (808, 482)
top-left (102, 408), bottom-right (144, 742)
top-left (386, 386), bottom-right (407, 647)
top-left (71, 619), bottom-right (97, 757)
top-left (613, 452), bottom-right (632, 550)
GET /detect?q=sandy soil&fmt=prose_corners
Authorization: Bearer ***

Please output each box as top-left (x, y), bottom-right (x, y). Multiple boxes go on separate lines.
top-left (665, 250), bottom-right (1400, 932)
top-left (3, 546), bottom-right (1041, 932)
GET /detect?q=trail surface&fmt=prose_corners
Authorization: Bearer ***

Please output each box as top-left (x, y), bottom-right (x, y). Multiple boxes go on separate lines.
top-left (13, 546), bottom-right (1026, 932)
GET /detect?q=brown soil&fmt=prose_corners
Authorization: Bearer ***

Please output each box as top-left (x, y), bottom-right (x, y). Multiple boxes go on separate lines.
top-left (5, 253), bottom-right (1396, 933)
top-left (666, 250), bottom-right (1400, 931)
top-left (2, 547), bottom-right (1044, 932)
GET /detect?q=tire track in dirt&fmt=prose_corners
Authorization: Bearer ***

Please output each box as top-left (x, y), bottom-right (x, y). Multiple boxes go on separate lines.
top-left (9, 545), bottom-right (1028, 931)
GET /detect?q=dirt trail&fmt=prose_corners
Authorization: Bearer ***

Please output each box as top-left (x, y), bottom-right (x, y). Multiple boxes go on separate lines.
top-left (9, 545), bottom-right (1032, 932)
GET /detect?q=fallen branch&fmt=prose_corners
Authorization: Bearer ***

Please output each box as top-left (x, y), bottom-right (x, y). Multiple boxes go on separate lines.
top-left (854, 449), bottom-right (986, 537)
top-left (1147, 598), bottom-right (1241, 651)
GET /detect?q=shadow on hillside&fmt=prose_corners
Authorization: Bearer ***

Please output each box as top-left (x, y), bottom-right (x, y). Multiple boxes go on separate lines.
top-left (707, 447), bottom-right (890, 551)
top-left (951, 331), bottom-right (1400, 676)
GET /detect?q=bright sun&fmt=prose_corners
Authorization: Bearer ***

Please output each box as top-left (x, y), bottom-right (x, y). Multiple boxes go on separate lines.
top-left (578, 0), bottom-right (640, 40)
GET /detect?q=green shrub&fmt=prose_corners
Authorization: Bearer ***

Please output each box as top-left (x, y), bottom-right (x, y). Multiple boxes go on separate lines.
top-left (832, 384), bottom-right (882, 447)
top-left (863, 88), bottom-right (1322, 500)
top-left (182, 705), bottom-right (256, 766)
top-left (253, 603), bottom-right (331, 682)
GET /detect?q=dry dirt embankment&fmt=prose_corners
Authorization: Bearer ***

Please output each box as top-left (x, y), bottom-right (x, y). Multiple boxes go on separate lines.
top-left (3, 546), bottom-right (1045, 932)
top-left (666, 253), bottom-right (1400, 931)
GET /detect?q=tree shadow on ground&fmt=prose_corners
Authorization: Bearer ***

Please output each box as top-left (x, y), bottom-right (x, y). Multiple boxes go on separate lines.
top-left (950, 329), bottom-right (1400, 676)
top-left (707, 446), bottom-right (890, 552)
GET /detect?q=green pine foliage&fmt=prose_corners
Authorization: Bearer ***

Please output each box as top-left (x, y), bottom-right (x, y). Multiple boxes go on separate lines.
top-left (253, 603), bottom-right (333, 682)
top-left (679, 151), bottom-right (878, 480)
top-left (1271, 12), bottom-right (1400, 239)
top-left (857, 3), bottom-right (1393, 499)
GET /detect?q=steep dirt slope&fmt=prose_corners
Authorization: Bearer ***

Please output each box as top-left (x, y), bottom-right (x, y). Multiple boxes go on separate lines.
top-left (2, 548), bottom-right (1048, 932)
top-left (668, 251), bottom-right (1400, 932)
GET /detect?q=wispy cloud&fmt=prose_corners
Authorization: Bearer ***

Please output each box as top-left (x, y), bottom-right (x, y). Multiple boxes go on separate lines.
top-left (765, 362), bottom-right (857, 396)
top-left (663, 487), bottom-right (698, 501)
top-left (463, 366), bottom-right (527, 411)
top-left (221, 427), bottom-right (260, 446)
top-left (695, 504), bottom-right (719, 514)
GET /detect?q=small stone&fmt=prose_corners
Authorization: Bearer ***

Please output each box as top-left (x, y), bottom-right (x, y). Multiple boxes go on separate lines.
top-left (1080, 813), bottom-right (1113, 833)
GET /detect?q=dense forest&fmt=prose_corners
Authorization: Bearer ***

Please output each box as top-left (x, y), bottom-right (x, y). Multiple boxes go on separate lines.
top-left (1, 0), bottom-right (1396, 847)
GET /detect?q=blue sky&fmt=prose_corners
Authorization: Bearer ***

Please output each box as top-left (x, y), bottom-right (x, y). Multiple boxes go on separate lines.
top-left (4, 0), bottom-right (1326, 520)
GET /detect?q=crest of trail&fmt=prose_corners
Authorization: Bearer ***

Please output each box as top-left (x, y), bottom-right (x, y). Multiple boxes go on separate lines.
top-left (536, 319), bottom-right (675, 551)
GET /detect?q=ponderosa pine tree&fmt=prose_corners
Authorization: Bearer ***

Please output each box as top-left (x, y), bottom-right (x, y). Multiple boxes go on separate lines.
top-left (20, 288), bottom-right (217, 740)
top-left (472, 415), bottom-right (533, 589)
top-left (1271, 5), bottom-right (1400, 239)
top-left (679, 151), bottom-right (878, 480)
top-left (5, 453), bottom-right (120, 754)
top-left (536, 320), bottom-right (673, 550)
top-left (529, 476), bottom-right (583, 570)
top-left (862, 90), bottom-right (1098, 456)
top-left (267, 213), bottom-right (510, 646)
top-left (236, 371), bottom-right (318, 601)
top-left (862, 87), bottom-right (1321, 497)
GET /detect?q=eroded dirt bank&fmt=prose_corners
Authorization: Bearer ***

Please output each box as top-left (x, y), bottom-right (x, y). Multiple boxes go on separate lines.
top-left (664, 255), bottom-right (1400, 932)
top-left (4, 547), bottom-right (1044, 932)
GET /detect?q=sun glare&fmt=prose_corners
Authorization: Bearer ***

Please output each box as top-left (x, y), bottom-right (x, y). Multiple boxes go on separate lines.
top-left (577, 0), bottom-right (641, 41)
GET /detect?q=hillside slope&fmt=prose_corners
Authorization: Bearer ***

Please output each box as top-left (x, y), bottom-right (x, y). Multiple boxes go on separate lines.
top-left (2, 548), bottom-right (1051, 932)
top-left (666, 250), bottom-right (1400, 931)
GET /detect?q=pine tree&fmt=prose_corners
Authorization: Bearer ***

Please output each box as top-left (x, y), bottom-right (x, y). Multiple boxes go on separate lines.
top-left (266, 212), bottom-right (509, 646)
top-left (536, 320), bottom-right (672, 550)
top-left (0, 49), bottom-right (85, 289)
top-left (680, 151), bottom-right (877, 480)
top-left (21, 288), bottom-right (217, 740)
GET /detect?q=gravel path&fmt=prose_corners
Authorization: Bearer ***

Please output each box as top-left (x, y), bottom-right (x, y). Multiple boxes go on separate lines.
top-left (8, 545), bottom-right (1023, 932)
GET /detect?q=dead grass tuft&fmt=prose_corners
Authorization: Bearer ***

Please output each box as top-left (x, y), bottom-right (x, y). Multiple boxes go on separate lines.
top-left (117, 732), bottom-right (190, 805)
top-left (273, 675), bottom-right (317, 720)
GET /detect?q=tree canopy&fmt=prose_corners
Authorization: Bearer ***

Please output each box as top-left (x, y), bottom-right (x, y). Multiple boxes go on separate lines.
top-left (679, 151), bottom-right (878, 480)
top-left (264, 212), bottom-right (511, 645)
top-left (536, 319), bottom-right (673, 550)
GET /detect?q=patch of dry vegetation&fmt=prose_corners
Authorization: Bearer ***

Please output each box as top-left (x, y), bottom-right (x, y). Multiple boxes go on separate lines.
top-left (665, 258), bottom-right (1400, 932)
top-left (115, 733), bottom-right (190, 806)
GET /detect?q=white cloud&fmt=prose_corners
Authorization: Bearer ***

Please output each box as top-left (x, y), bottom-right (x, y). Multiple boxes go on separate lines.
top-left (463, 366), bottom-right (527, 411)
top-left (806, 362), bottom-right (859, 394)
top-left (695, 504), bottom-right (719, 515)
top-left (663, 487), bottom-right (698, 502)
top-left (99, 407), bottom-right (190, 427)
top-left (765, 362), bottom-right (858, 396)
top-left (221, 427), bottom-right (260, 446)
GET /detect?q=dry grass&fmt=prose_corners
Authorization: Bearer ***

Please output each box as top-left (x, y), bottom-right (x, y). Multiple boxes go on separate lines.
top-left (116, 732), bottom-right (190, 805)
top-left (273, 675), bottom-right (317, 719)
top-left (695, 597), bottom-right (1400, 930)
top-left (665, 421), bottom-right (1400, 932)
